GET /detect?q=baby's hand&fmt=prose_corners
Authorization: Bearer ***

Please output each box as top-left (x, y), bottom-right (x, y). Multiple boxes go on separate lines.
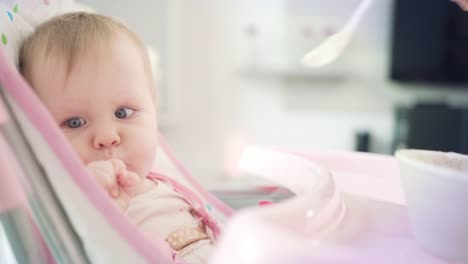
top-left (86, 159), bottom-right (140, 210)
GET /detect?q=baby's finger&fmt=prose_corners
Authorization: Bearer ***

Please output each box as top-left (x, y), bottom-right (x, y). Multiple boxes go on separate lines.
top-left (110, 158), bottom-right (126, 175)
top-left (109, 183), bottom-right (120, 198)
top-left (88, 163), bottom-right (115, 190)
top-left (119, 170), bottom-right (140, 187)
top-left (112, 159), bottom-right (137, 186)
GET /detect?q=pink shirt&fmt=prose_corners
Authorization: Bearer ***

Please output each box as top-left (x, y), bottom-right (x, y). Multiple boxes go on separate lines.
top-left (125, 171), bottom-right (221, 246)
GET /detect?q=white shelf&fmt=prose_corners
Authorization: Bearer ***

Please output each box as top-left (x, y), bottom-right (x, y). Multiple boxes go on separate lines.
top-left (238, 65), bottom-right (349, 82)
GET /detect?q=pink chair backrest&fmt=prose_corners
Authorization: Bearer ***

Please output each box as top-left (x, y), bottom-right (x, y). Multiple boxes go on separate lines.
top-left (0, 99), bottom-right (27, 214)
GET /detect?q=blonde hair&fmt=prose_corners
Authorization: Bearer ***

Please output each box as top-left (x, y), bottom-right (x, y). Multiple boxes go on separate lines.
top-left (19, 12), bottom-right (153, 86)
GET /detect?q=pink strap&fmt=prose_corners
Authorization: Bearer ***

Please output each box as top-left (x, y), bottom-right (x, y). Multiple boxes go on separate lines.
top-left (0, 99), bottom-right (8, 125)
top-left (157, 135), bottom-right (234, 217)
top-left (0, 98), bottom-right (22, 213)
top-left (0, 133), bottom-right (28, 213)
top-left (148, 172), bottom-right (222, 239)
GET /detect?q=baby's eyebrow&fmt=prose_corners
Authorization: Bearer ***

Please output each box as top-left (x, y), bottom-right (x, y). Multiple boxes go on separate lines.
top-left (48, 104), bottom-right (84, 120)
top-left (112, 94), bottom-right (142, 105)
top-left (50, 112), bottom-right (75, 123)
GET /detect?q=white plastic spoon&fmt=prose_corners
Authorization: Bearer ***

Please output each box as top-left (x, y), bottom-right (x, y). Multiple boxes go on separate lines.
top-left (302, 0), bottom-right (373, 68)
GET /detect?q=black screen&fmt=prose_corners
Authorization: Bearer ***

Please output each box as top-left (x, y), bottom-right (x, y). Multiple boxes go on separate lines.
top-left (390, 0), bottom-right (468, 87)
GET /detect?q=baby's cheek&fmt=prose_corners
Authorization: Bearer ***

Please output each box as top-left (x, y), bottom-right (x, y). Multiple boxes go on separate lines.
top-left (66, 135), bottom-right (93, 164)
top-left (132, 136), bottom-right (158, 176)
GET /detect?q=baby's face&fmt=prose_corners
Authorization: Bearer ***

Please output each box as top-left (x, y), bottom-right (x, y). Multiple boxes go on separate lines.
top-left (30, 34), bottom-right (158, 178)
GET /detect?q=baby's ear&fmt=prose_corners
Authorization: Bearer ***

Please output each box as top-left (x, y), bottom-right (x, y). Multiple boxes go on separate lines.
top-left (146, 46), bottom-right (160, 108)
top-left (147, 45), bottom-right (161, 84)
top-left (146, 46), bottom-right (162, 101)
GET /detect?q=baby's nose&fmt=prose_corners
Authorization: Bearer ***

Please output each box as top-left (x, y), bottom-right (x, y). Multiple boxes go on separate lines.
top-left (93, 130), bottom-right (121, 149)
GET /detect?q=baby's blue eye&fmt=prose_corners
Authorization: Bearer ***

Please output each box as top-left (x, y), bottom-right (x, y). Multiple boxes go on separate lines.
top-left (115, 108), bottom-right (135, 119)
top-left (64, 117), bottom-right (86, 129)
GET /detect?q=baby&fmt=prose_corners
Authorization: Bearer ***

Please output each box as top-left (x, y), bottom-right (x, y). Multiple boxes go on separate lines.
top-left (18, 12), bottom-right (219, 264)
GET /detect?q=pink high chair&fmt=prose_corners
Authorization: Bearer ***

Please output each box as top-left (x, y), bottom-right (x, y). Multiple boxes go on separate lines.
top-left (0, 1), bottom-right (452, 263)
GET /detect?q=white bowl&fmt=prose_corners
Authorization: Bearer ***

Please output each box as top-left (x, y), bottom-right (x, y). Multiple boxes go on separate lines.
top-left (396, 149), bottom-right (468, 262)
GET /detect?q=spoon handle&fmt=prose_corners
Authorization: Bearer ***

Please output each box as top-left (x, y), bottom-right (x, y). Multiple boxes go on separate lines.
top-left (344, 0), bottom-right (374, 33)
